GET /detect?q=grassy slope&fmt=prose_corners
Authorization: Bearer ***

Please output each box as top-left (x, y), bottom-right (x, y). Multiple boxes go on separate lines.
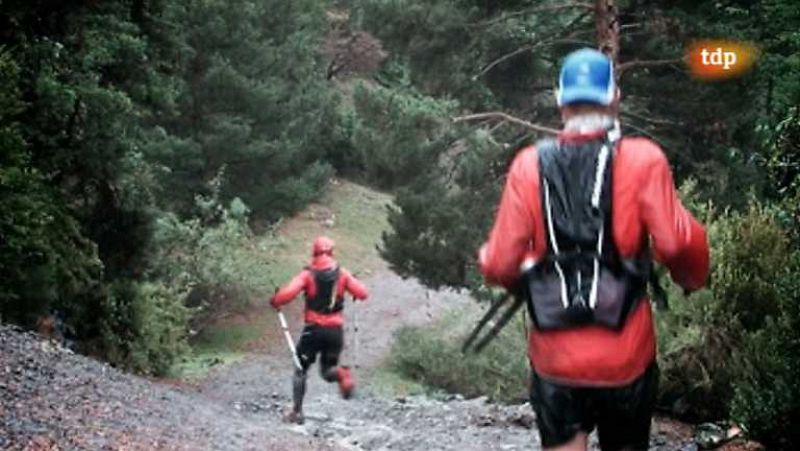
top-left (172, 180), bottom-right (392, 378)
top-left (266, 178), bottom-right (390, 282)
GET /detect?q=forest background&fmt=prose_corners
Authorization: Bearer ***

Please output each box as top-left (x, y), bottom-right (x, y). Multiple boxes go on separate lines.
top-left (1, 0), bottom-right (798, 448)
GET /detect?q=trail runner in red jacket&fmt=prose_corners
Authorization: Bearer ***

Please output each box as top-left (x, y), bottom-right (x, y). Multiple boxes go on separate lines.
top-left (478, 48), bottom-right (710, 451)
top-left (270, 236), bottom-right (369, 424)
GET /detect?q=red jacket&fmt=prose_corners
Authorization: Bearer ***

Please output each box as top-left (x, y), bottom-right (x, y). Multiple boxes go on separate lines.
top-left (270, 255), bottom-right (369, 327)
top-left (479, 131), bottom-right (709, 386)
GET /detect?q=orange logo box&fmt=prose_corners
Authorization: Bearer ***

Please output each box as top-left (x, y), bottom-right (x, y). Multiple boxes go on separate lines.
top-left (686, 40), bottom-right (759, 80)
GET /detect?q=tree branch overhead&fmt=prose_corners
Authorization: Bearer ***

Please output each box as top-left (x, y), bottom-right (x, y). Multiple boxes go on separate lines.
top-left (452, 112), bottom-right (559, 135)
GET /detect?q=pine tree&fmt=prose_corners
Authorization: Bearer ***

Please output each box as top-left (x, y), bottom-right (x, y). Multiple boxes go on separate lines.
top-left (147, 0), bottom-right (338, 221)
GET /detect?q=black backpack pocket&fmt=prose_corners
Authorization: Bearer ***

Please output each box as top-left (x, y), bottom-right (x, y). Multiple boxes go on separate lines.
top-left (523, 262), bottom-right (645, 331)
top-left (591, 267), bottom-right (633, 329)
top-left (592, 257), bottom-right (649, 328)
top-left (524, 264), bottom-right (594, 330)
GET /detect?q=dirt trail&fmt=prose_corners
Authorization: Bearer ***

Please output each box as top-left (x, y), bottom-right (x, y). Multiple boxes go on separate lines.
top-left (1, 268), bottom-right (700, 450)
top-left (193, 269), bottom-right (695, 451)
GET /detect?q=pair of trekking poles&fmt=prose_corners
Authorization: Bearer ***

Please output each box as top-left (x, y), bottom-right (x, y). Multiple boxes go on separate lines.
top-left (462, 270), bottom-right (670, 354)
top-left (276, 299), bottom-right (360, 371)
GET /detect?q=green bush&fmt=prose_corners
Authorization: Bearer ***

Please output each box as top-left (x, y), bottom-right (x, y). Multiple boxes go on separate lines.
top-left (97, 177), bottom-right (276, 375)
top-left (389, 312), bottom-right (529, 403)
top-left (729, 251), bottom-right (800, 450)
top-left (350, 82), bottom-right (457, 189)
top-left (147, 174), bottom-right (276, 331)
top-left (101, 281), bottom-right (190, 376)
top-left (657, 199), bottom-right (791, 418)
top-left (656, 191), bottom-right (800, 447)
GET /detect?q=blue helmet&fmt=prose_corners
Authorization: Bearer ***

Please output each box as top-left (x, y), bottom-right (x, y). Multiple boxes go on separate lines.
top-left (556, 48), bottom-right (616, 107)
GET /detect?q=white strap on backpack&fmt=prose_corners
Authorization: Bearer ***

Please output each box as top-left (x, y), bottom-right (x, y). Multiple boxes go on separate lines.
top-left (543, 121), bottom-right (621, 310)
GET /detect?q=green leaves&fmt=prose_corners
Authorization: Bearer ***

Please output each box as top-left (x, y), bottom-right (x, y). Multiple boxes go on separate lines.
top-left (656, 192), bottom-right (800, 445)
top-left (0, 50), bottom-right (101, 327)
top-left (0, 0), bottom-right (337, 374)
top-left (152, 0), bottom-right (336, 220)
top-left (350, 82), bottom-right (457, 189)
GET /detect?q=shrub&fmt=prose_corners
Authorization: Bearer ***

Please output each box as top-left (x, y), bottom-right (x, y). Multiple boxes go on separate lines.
top-left (100, 281), bottom-right (190, 376)
top-left (147, 175), bottom-right (275, 332)
top-left (96, 177), bottom-right (276, 374)
top-left (729, 250), bottom-right (800, 450)
top-left (350, 82), bottom-right (457, 189)
top-left (656, 192), bottom-right (800, 448)
top-left (389, 311), bottom-right (529, 403)
top-left (657, 199), bottom-right (792, 418)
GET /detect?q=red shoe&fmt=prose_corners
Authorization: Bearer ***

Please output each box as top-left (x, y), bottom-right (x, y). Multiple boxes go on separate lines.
top-left (337, 366), bottom-right (354, 399)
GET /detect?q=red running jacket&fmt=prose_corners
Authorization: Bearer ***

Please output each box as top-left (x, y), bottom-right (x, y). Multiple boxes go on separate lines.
top-left (479, 130), bottom-right (710, 386)
top-left (270, 255), bottom-right (369, 328)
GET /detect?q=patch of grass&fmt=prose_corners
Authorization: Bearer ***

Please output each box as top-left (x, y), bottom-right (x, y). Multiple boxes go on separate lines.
top-left (173, 180), bottom-right (391, 380)
top-left (197, 322), bottom-right (264, 351)
top-left (170, 306), bottom-right (279, 378)
top-left (362, 367), bottom-right (431, 399)
top-left (170, 318), bottom-right (270, 379)
top-left (170, 350), bottom-right (246, 380)
top-left (388, 305), bottom-right (530, 403)
top-left (261, 180), bottom-right (391, 283)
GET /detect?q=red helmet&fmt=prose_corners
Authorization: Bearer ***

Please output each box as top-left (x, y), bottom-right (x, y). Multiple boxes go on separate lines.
top-left (312, 236), bottom-right (335, 256)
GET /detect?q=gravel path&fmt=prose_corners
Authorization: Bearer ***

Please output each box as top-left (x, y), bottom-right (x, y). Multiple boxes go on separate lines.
top-left (0, 325), bottom-right (338, 451)
top-left (195, 270), bottom-right (698, 451)
top-left (0, 269), bottom-right (702, 450)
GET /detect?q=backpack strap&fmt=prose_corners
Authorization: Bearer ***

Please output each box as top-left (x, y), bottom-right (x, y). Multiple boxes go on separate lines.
top-left (536, 125), bottom-right (620, 311)
top-left (304, 265), bottom-right (342, 313)
top-left (588, 129), bottom-right (618, 309)
top-left (536, 138), bottom-right (570, 308)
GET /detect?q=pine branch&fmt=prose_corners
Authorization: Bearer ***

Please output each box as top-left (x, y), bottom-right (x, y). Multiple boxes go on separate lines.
top-left (473, 45), bottom-right (533, 80)
top-left (621, 110), bottom-right (683, 126)
top-left (473, 37), bottom-right (591, 80)
top-left (617, 58), bottom-right (684, 74)
top-left (452, 112), bottom-right (559, 135)
top-left (472, 2), bottom-right (594, 28)
top-left (472, 11), bottom-right (592, 80)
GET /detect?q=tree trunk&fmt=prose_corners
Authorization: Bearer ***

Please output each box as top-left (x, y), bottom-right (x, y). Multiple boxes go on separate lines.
top-left (594, 0), bottom-right (620, 78)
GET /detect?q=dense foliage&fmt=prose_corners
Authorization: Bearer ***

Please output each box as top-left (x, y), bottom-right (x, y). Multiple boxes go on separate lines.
top-left (0, 0), bottom-right (339, 374)
top-left (655, 190), bottom-right (800, 448)
top-left (1, 0), bottom-right (798, 446)
top-left (354, 0), bottom-right (800, 447)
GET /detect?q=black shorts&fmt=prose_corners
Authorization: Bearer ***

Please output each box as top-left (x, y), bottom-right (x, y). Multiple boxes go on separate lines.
top-left (530, 362), bottom-right (659, 451)
top-left (295, 324), bottom-right (343, 372)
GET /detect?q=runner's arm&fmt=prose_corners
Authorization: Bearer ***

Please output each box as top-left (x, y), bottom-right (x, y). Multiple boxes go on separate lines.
top-left (639, 148), bottom-right (710, 292)
top-left (479, 148), bottom-right (538, 289)
top-left (270, 271), bottom-right (310, 308)
top-left (342, 270), bottom-right (369, 301)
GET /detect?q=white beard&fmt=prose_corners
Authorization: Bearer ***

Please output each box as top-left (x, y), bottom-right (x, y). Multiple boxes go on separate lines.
top-left (564, 114), bottom-right (616, 133)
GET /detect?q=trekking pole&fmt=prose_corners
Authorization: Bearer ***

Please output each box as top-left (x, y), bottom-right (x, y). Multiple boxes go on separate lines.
top-left (471, 297), bottom-right (524, 353)
top-left (277, 310), bottom-right (303, 371)
top-left (462, 292), bottom-right (511, 353)
top-left (352, 297), bottom-right (360, 370)
top-left (462, 292), bottom-right (526, 354)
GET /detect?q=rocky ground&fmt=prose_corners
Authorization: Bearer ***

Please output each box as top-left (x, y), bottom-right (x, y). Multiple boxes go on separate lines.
top-left (0, 269), bottom-right (757, 450)
top-left (0, 325), bottom-right (338, 451)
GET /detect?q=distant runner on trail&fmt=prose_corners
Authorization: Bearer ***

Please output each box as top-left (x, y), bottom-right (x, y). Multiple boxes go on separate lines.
top-left (270, 236), bottom-right (369, 425)
top-left (478, 48), bottom-right (710, 451)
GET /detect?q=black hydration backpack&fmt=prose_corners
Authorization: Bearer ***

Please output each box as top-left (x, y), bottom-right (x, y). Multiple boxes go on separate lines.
top-left (305, 267), bottom-right (344, 314)
top-left (522, 128), bottom-right (651, 330)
